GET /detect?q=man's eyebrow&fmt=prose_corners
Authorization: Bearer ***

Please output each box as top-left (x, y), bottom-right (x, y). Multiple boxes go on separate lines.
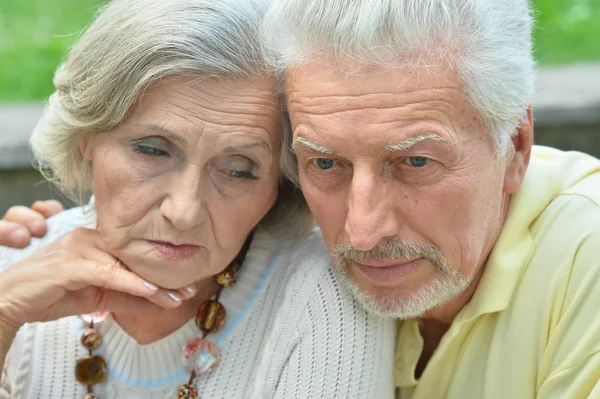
top-left (223, 141), bottom-right (271, 153)
top-left (292, 137), bottom-right (335, 155)
top-left (136, 123), bottom-right (188, 145)
top-left (383, 133), bottom-right (446, 152)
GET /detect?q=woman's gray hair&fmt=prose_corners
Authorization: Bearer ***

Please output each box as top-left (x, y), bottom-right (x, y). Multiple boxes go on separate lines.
top-left (31, 0), bottom-right (310, 233)
top-left (263, 0), bottom-right (536, 155)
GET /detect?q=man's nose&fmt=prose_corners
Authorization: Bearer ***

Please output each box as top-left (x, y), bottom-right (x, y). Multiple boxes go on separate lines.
top-left (344, 170), bottom-right (401, 250)
top-left (160, 167), bottom-right (207, 230)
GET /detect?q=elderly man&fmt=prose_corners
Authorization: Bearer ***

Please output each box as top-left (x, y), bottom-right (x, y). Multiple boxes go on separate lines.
top-left (2, 0), bottom-right (600, 398)
top-left (260, 0), bottom-right (600, 398)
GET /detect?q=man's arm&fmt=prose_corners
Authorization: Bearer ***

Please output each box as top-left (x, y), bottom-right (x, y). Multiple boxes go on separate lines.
top-left (0, 200), bottom-right (63, 248)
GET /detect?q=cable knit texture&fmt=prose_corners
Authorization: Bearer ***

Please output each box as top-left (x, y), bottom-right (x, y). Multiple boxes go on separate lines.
top-left (0, 206), bottom-right (396, 398)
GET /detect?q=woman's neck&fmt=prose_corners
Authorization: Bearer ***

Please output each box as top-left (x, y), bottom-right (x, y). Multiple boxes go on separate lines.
top-left (113, 278), bottom-right (219, 345)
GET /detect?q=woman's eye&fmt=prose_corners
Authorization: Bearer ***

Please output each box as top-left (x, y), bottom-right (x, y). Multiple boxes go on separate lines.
top-left (405, 156), bottom-right (429, 167)
top-left (313, 158), bottom-right (336, 170)
top-left (133, 144), bottom-right (169, 157)
top-left (226, 169), bottom-right (259, 180)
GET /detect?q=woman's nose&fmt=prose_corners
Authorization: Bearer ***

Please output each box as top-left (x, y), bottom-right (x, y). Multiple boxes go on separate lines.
top-left (159, 169), bottom-right (207, 230)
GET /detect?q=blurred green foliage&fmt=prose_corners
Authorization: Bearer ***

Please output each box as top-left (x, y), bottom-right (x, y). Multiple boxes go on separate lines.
top-left (0, 0), bottom-right (599, 103)
top-left (0, 0), bottom-right (107, 103)
top-left (535, 0), bottom-right (600, 64)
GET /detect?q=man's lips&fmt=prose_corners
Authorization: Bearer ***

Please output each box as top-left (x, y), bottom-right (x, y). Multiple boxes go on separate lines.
top-left (352, 257), bottom-right (424, 285)
top-left (147, 240), bottom-right (200, 261)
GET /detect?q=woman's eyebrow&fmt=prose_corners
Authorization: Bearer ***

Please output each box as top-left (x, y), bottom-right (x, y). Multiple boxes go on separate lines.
top-left (223, 141), bottom-right (271, 153)
top-left (136, 123), bottom-right (188, 145)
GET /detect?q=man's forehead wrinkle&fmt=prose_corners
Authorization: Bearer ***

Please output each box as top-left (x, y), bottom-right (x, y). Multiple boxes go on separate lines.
top-left (289, 94), bottom-right (458, 117)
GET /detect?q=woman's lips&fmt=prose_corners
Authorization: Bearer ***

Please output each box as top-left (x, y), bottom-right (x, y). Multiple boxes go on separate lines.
top-left (353, 258), bottom-right (424, 285)
top-left (147, 241), bottom-right (200, 261)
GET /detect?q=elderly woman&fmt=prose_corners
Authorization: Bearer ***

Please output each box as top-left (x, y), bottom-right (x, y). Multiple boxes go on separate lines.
top-left (0, 0), bottom-right (395, 397)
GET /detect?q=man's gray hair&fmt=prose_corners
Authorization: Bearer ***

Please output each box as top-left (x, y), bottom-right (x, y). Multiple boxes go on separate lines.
top-left (31, 0), bottom-right (310, 233)
top-left (263, 0), bottom-right (536, 154)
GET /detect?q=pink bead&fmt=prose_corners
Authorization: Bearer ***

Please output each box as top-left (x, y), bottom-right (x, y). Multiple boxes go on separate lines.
top-left (181, 337), bottom-right (222, 375)
top-left (78, 312), bottom-right (109, 325)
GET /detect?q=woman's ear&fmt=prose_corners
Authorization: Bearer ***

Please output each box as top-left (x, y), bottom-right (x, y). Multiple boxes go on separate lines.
top-left (80, 133), bottom-right (94, 160)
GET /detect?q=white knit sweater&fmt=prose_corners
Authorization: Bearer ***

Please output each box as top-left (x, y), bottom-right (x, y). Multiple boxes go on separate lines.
top-left (0, 206), bottom-right (396, 399)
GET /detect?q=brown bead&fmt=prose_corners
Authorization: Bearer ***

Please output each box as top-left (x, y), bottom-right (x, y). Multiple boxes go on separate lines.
top-left (195, 300), bottom-right (226, 334)
top-left (75, 356), bottom-right (108, 385)
top-left (216, 268), bottom-right (237, 287)
top-left (177, 384), bottom-right (198, 399)
top-left (82, 394), bottom-right (100, 399)
top-left (81, 328), bottom-right (102, 350)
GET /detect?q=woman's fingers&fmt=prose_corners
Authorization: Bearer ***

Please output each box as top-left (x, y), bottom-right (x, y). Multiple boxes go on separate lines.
top-left (0, 220), bottom-right (31, 248)
top-left (62, 229), bottom-right (199, 308)
top-left (57, 257), bottom-right (160, 299)
top-left (60, 258), bottom-right (195, 309)
top-left (64, 288), bottom-right (163, 318)
top-left (31, 200), bottom-right (64, 219)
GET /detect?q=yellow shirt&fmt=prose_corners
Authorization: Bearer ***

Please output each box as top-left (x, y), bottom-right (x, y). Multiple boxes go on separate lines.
top-left (395, 146), bottom-right (600, 399)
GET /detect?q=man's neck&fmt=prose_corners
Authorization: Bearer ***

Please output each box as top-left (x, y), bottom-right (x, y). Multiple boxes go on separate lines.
top-left (414, 192), bottom-right (513, 376)
top-left (413, 265), bottom-right (485, 378)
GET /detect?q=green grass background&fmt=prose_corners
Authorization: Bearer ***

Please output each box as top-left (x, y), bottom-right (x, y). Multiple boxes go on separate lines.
top-left (1, 0), bottom-right (599, 103)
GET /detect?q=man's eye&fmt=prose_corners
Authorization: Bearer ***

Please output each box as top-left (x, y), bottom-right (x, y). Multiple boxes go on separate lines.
top-left (406, 156), bottom-right (429, 167)
top-left (313, 158), bottom-right (336, 170)
top-left (133, 144), bottom-right (169, 157)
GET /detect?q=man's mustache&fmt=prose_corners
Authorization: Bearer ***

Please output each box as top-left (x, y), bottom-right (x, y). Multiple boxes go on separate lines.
top-left (333, 239), bottom-right (447, 271)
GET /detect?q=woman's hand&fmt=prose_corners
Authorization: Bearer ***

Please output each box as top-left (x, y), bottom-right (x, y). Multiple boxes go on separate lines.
top-left (0, 227), bottom-right (197, 328)
top-left (0, 200), bottom-right (62, 248)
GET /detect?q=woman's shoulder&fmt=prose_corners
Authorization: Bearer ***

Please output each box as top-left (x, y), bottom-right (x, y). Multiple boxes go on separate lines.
top-left (250, 227), bottom-right (397, 398)
top-left (268, 227), bottom-right (365, 321)
top-left (2, 316), bottom-right (82, 398)
top-left (0, 205), bottom-right (96, 271)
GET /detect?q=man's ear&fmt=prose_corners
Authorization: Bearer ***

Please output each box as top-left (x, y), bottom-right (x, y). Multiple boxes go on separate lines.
top-left (80, 133), bottom-right (94, 160)
top-left (504, 106), bottom-right (533, 194)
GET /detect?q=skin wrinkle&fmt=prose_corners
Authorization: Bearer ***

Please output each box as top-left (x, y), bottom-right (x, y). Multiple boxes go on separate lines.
top-left (164, 80), bottom-right (278, 127)
top-left (286, 88), bottom-right (459, 116)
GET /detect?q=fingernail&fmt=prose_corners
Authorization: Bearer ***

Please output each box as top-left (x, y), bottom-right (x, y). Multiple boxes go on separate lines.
top-left (185, 285), bottom-right (197, 293)
top-left (168, 292), bottom-right (182, 302)
top-left (9, 228), bottom-right (28, 245)
top-left (144, 281), bottom-right (159, 291)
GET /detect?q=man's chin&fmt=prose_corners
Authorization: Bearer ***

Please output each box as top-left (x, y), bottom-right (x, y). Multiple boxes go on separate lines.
top-left (337, 268), bottom-right (472, 320)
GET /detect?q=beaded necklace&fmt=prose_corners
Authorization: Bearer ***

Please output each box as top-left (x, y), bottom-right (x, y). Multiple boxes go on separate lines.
top-left (75, 234), bottom-right (254, 399)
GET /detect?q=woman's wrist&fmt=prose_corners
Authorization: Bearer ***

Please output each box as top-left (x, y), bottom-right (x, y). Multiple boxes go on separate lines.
top-left (0, 304), bottom-right (21, 373)
top-left (0, 302), bottom-right (22, 342)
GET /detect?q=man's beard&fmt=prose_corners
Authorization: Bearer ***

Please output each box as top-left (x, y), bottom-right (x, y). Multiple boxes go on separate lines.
top-left (333, 239), bottom-right (472, 320)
